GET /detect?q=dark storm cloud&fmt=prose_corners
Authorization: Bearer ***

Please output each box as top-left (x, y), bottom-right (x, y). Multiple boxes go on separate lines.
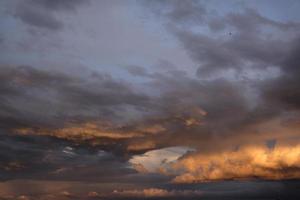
top-left (0, 65), bottom-right (158, 157)
top-left (14, 3), bottom-right (63, 30)
top-left (0, 131), bottom-right (137, 182)
top-left (14, 0), bottom-right (89, 30)
top-left (0, 1), bottom-right (298, 151)
top-left (0, 63), bottom-right (259, 162)
top-left (180, 10), bottom-right (299, 77)
top-left (262, 38), bottom-right (300, 110)
top-left (0, 61), bottom-right (297, 157)
top-left (0, 65), bottom-right (150, 130)
top-left (146, 1), bottom-right (300, 76)
top-left (139, 0), bottom-right (300, 131)
top-left (133, 77), bottom-right (272, 152)
top-left (30, 0), bottom-right (87, 11)
top-left (144, 0), bottom-right (206, 25)
top-left (0, 133), bottom-right (68, 181)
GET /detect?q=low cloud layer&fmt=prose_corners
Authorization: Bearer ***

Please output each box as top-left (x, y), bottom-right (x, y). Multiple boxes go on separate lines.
top-left (111, 188), bottom-right (203, 198)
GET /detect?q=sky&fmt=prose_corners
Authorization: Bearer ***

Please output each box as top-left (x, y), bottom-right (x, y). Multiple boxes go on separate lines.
top-left (0, 0), bottom-right (300, 199)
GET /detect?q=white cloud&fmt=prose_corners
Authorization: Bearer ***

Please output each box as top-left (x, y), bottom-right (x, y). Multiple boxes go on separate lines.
top-left (129, 146), bottom-right (194, 173)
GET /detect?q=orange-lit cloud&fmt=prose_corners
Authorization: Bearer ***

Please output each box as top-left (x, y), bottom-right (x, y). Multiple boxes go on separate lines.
top-left (131, 163), bottom-right (149, 173)
top-left (14, 121), bottom-right (167, 142)
top-left (171, 144), bottom-right (300, 183)
top-left (0, 161), bottom-right (25, 172)
top-left (127, 140), bottom-right (157, 151)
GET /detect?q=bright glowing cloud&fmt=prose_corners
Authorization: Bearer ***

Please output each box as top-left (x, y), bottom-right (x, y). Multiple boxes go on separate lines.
top-left (129, 146), bottom-right (194, 173)
top-left (169, 144), bottom-right (300, 183)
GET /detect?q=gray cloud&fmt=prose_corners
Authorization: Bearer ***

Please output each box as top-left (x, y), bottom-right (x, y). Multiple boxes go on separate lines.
top-left (14, 0), bottom-right (89, 30)
top-left (147, 1), bottom-right (300, 77)
top-left (0, 65), bottom-right (150, 130)
top-left (0, 132), bottom-right (137, 182)
top-left (30, 0), bottom-right (87, 11)
top-left (1, 55), bottom-right (299, 156)
top-left (144, 0), bottom-right (206, 25)
top-left (14, 3), bottom-right (62, 30)
top-left (139, 0), bottom-right (300, 130)
top-left (262, 38), bottom-right (300, 110)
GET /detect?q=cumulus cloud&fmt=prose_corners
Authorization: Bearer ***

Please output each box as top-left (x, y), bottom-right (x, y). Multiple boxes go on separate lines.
top-left (170, 144), bottom-right (300, 183)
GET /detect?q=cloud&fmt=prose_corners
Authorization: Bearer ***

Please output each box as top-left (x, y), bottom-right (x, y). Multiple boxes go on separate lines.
top-left (1, 50), bottom-right (300, 184)
top-left (0, 132), bottom-right (136, 182)
top-left (144, 0), bottom-right (206, 25)
top-left (14, 0), bottom-right (89, 30)
top-left (146, 1), bottom-right (300, 77)
top-left (0, 65), bottom-right (150, 131)
top-left (1, 1), bottom-right (300, 190)
top-left (14, 3), bottom-right (63, 30)
top-left (153, 143), bottom-right (300, 183)
top-left (262, 38), bottom-right (300, 110)
top-left (30, 0), bottom-right (87, 11)
top-left (113, 2), bottom-right (300, 185)
top-left (1, 180), bottom-right (300, 199)
top-left (130, 146), bottom-right (194, 173)
top-left (112, 188), bottom-right (202, 198)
